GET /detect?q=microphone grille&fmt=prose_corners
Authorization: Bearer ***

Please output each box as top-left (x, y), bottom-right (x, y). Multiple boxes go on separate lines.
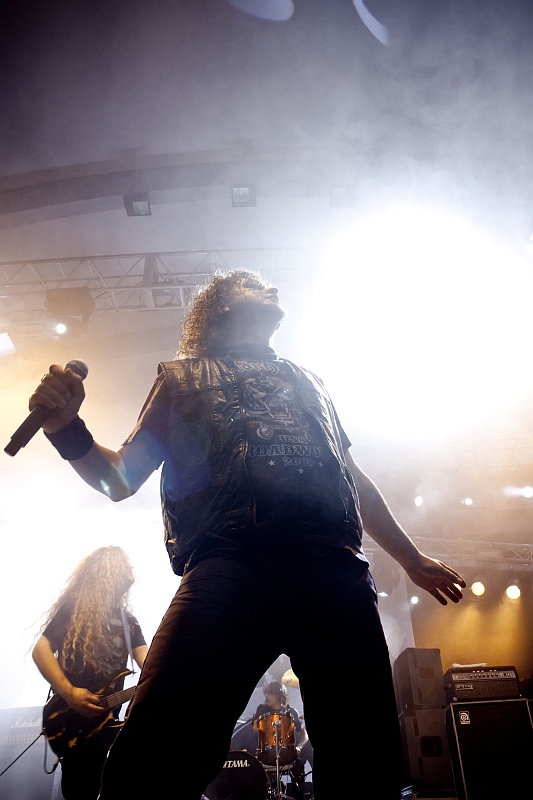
top-left (65, 358), bottom-right (89, 380)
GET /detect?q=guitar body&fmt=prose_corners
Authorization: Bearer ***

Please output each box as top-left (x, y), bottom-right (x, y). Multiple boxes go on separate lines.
top-left (43, 669), bottom-right (135, 758)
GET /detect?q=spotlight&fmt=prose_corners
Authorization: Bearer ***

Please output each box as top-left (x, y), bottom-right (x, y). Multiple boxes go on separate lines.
top-left (505, 579), bottom-right (521, 600)
top-left (0, 330), bottom-right (15, 356)
top-left (231, 185), bottom-right (256, 207)
top-left (47, 317), bottom-right (86, 340)
top-left (123, 192), bottom-right (152, 216)
top-left (52, 321), bottom-right (68, 336)
top-left (45, 287), bottom-right (95, 339)
top-left (470, 577), bottom-right (486, 597)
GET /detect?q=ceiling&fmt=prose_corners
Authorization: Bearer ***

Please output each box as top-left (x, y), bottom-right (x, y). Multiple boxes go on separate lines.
top-left (1, 0), bottom-right (532, 250)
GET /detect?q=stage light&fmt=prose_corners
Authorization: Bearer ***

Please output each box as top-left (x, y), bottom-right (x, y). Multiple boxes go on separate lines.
top-left (45, 287), bottom-right (95, 339)
top-left (47, 317), bottom-right (86, 339)
top-left (505, 579), bottom-right (521, 600)
top-left (53, 321), bottom-right (68, 336)
top-left (0, 330), bottom-right (15, 356)
top-left (470, 577), bottom-right (486, 597)
top-left (231, 185), bottom-right (256, 207)
top-left (123, 192), bottom-right (151, 216)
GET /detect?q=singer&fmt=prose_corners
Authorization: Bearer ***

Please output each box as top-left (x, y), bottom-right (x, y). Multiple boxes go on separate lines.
top-left (27, 269), bottom-right (466, 800)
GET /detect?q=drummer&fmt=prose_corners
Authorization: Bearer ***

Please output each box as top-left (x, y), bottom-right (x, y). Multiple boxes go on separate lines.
top-left (253, 681), bottom-right (309, 797)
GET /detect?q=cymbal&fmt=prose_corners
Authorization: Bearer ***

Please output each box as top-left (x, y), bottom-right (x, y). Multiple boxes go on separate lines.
top-left (281, 668), bottom-right (300, 688)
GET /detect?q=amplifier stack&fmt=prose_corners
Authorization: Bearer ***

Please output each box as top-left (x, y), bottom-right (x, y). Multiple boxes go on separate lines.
top-left (393, 648), bottom-right (455, 794)
top-left (0, 706), bottom-right (56, 800)
top-left (443, 665), bottom-right (533, 800)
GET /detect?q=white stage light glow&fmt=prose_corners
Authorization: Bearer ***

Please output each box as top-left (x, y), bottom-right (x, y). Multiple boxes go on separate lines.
top-left (302, 205), bottom-right (533, 443)
top-left (0, 331), bottom-right (15, 356)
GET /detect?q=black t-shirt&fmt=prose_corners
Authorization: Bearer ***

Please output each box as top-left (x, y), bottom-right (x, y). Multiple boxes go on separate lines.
top-left (44, 602), bottom-right (146, 696)
top-left (233, 351), bottom-right (349, 531)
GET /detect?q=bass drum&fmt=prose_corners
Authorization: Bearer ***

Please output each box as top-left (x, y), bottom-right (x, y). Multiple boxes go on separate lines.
top-left (203, 749), bottom-right (269, 800)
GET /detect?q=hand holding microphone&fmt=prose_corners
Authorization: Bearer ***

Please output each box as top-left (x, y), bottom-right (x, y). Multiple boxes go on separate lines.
top-left (4, 359), bottom-right (89, 457)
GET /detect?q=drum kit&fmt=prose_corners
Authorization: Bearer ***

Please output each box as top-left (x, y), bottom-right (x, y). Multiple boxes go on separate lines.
top-left (203, 709), bottom-right (305, 800)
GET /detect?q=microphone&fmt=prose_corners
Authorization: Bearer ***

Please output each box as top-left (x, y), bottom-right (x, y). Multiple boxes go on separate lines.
top-left (4, 359), bottom-right (89, 457)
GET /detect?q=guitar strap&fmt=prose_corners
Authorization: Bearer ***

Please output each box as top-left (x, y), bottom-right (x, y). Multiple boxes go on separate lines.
top-left (120, 607), bottom-right (136, 673)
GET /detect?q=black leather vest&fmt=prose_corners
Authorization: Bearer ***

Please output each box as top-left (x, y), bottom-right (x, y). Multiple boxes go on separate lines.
top-left (158, 355), bottom-right (364, 575)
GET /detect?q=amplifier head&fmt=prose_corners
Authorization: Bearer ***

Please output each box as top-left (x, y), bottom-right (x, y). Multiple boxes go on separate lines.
top-left (443, 665), bottom-right (521, 703)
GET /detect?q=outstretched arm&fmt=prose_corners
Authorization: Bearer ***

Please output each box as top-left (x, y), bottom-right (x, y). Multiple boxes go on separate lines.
top-left (28, 365), bottom-right (157, 500)
top-left (345, 450), bottom-right (466, 605)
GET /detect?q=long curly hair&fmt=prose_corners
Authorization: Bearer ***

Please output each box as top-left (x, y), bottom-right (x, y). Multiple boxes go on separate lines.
top-left (38, 546), bottom-right (134, 673)
top-left (177, 269), bottom-right (268, 358)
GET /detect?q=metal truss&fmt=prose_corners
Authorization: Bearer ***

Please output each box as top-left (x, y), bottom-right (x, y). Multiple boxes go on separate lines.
top-left (0, 248), bottom-right (319, 337)
top-left (363, 535), bottom-right (533, 572)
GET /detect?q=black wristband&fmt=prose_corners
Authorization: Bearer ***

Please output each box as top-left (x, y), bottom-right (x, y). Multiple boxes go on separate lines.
top-left (44, 416), bottom-right (94, 461)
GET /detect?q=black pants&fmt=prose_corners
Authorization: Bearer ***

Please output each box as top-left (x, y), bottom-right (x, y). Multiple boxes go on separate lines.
top-left (60, 725), bottom-right (118, 800)
top-left (98, 548), bottom-right (402, 799)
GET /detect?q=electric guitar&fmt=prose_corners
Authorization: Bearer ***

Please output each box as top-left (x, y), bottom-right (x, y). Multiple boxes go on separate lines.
top-left (42, 669), bottom-right (136, 758)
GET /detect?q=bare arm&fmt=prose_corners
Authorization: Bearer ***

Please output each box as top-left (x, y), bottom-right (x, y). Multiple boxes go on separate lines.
top-left (132, 644), bottom-right (149, 670)
top-left (67, 440), bottom-right (157, 501)
top-left (28, 365), bottom-right (157, 500)
top-left (345, 450), bottom-right (466, 605)
top-left (32, 635), bottom-right (105, 718)
top-left (297, 722), bottom-right (309, 750)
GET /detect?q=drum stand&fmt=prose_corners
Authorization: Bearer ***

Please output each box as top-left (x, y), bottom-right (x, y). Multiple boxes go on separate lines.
top-left (269, 717), bottom-right (292, 800)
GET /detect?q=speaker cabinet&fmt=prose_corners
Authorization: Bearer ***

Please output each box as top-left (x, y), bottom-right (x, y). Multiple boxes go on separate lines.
top-left (393, 647), bottom-right (447, 713)
top-left (0, 706), bottom-right (56, 800)
top-left (446, 699), bottom-right (533, 800)
top-left (399, 709), bottom-right (455, 792)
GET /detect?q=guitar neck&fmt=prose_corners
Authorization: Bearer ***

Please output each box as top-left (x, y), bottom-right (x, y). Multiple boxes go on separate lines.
top-left (102, 685), bottom-right (136, 710)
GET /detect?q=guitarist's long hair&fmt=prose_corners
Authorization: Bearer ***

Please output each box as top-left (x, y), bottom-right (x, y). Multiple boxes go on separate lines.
top-left (39, 546), bottom-right (135, 673)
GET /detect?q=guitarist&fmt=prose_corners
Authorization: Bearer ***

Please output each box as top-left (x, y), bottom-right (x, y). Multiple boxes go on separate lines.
top-left (32, 546), bottom-right (148, 800)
